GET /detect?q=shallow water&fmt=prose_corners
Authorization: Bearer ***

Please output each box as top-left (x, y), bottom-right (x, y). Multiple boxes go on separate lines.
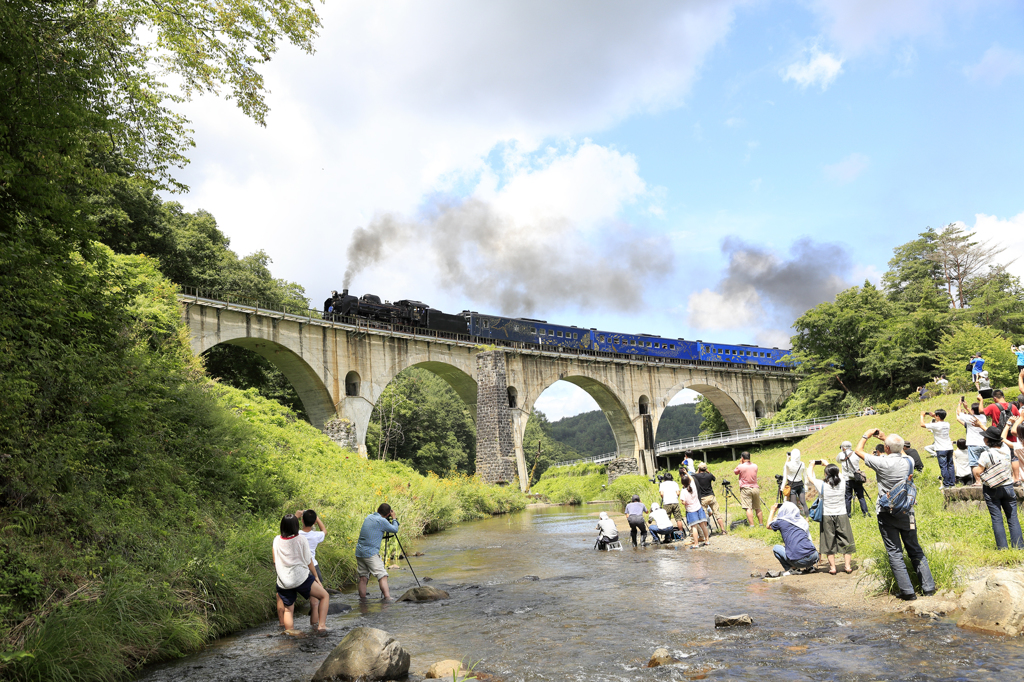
top-left (139, 505), bottom-right (1024, 681)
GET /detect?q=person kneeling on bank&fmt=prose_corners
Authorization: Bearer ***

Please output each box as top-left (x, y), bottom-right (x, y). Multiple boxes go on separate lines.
top-left (596, 512), bottom-right (619, 550)
top-left (767, 502), bottom-right (819, 575)
top-left (648, 503), bottom-right (676, 543)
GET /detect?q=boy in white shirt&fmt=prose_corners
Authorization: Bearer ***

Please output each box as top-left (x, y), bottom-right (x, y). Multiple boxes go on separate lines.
top-left (920, 409), bottom-right (954, 488)
top-left (297, 509), bottom-right (327, 627)
top-left (659, 472), bottom-right (684, 533)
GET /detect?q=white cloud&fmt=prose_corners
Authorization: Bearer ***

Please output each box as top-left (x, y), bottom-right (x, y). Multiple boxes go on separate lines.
top-left (171, 1), bottom-right (741, 307)
top-left (963, 211), bottom-right (1024, 280)
top-left (782, 48), bottom-right (844, 90)
top-left (687, 287), bottom-right (764, 330)
top-left (964, 45), bottom-right (1024, 85)
top-left (823, 153), bottom-right (869, 184)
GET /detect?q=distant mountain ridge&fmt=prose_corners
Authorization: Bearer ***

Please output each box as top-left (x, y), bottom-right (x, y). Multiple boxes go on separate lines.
top-left (547, 403), bottom-right (701, 458)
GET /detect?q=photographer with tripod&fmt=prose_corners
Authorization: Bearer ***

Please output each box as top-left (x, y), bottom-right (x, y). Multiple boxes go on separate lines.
top-left (693, 463), bottom-right (725, 534)
top-left (355, 503), bottom-right (401, 601)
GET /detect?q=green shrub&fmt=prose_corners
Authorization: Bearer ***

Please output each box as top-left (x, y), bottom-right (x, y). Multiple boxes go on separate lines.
top-left (606, 475), bottom-right (659, 508)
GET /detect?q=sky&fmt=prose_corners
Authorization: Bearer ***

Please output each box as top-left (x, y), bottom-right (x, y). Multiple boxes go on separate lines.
top-left (171, 0), bottom-right (1024, 420)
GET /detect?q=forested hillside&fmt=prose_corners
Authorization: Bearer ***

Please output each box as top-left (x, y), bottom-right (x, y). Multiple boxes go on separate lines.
top-left (0, 3), bottom-right (526, 679)
top-left (546, 403), bottom-right (703, 455)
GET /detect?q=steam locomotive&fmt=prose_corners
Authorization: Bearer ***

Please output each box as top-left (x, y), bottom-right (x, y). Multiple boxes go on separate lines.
top-left (323, 289), bottom-right (792, 369)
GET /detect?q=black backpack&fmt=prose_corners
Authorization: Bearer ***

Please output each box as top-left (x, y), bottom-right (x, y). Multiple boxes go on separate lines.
top-left (996, 402), bottom-right (1016, 431)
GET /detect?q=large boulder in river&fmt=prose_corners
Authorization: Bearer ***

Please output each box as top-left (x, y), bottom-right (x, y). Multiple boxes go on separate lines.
top-left (646, 648), bottom-right (680, 667)
top-left (397, 586), bottom-right (449, 602)
top-left (957, 570), bottom-right (1024, 636)
top-left (715, 613), bottom-right (752, 628)
top-left (311, 627), bottom-right (410, 681)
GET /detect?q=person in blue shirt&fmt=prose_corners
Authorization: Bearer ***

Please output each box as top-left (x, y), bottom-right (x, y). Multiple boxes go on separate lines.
top-left (767, 501), bottom-right (819, 575)
top-left (356, 503), bottom-right (400, 600)
top-left (972, 354), bottom-right (986, 380)
top-left (1014, 345), bottom-right (1024, 372)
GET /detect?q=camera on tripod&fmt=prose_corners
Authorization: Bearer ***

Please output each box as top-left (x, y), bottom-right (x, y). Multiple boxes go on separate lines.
top-left (774, 474), bottom-right (784, 485)
top-left (721, 478), bottom-right (732, 488)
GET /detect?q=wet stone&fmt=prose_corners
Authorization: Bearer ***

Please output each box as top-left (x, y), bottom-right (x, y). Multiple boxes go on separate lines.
top-left (647, 647), bottom-right (681, 667)
top-left (397, 586), bottom-right (450, 602)
top-left (715, 614), bottom-right (753, 628)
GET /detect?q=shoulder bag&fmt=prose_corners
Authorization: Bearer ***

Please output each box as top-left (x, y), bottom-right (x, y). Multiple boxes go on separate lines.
top-left (877, 456), bottom-right (918, 515)
top-left (981, 450), bottom-right (1013, 488)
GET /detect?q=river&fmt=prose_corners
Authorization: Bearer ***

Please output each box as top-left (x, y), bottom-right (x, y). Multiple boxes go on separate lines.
top-left (139, 505), bottom-right (1024, 681)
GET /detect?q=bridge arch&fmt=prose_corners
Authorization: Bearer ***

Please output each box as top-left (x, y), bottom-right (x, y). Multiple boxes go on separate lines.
top-left (204, 338), bottom-right (337, 429)
top-left (523, 375), bottom-right (637, 460)
top-left (663, 380), bottom-right (751, 436)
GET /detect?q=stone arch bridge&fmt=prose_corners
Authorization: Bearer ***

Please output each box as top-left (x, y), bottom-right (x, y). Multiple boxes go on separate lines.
top-left (180, 295), bottom-right (798, 491)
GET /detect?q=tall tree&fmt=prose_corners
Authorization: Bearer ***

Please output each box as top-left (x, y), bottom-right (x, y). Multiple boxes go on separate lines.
top-left (926, 223), bottom-right (1009, 309)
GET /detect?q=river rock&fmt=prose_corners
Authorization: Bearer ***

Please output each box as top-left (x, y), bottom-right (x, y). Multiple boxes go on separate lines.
top-left (715, 614), bottom-right (753, 628)
top-left (311, 627), bottom-right (410, 681)
top-left (957, 570), bottom-right (1024, 636)
top-left (397, 586), bottom-right (450, 602)
top-left (647, 647), bottom-right (680, 667)
top-left (425, 660), bottom-right (464, 678)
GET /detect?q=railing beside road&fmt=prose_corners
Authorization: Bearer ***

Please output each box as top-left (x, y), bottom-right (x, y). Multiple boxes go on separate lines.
top-left (655, 412), bottom-right (862, 454)
top-left (550, 452), bottom-right (619, 468)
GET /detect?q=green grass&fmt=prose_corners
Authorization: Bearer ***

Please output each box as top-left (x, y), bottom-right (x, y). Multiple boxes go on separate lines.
top-left (530, 463), bottom-right (608, 504)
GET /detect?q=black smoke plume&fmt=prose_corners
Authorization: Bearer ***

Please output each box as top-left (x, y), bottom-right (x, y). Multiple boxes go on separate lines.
top-left (342, 198), bottom-right (673, 316)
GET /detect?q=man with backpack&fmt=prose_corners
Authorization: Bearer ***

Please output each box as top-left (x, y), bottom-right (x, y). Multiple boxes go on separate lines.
top-left (854, 428), bottom-right (936, 601)
top-left (981, 389), bottom-right (1018, 433)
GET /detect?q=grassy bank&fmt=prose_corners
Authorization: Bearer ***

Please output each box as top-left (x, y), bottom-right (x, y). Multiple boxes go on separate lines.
top-left (702, 390), bottom-right (1024, 592)
top-left (0, 252), bottom-right (526, 681)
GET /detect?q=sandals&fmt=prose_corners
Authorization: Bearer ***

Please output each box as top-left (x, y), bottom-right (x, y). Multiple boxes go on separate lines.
top-left (828, 569), bottom-right (837, 575)
top-left (844, 567), bottom-right (854, 574)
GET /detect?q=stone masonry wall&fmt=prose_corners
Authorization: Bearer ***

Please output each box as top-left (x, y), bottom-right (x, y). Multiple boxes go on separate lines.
top-left (475, 351), bottom-right (518, 484)
top-left (323, 416), bottom-right (359, 452)
top-left (607, 457), bottom-right (639, 484)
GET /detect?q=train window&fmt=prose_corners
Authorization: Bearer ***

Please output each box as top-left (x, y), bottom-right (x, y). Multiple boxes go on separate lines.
top-left (646, 341), bottom-right (652, 348)
top-left (669, 344), bottom-right (674, 350)
top-left (599, 335), bottom-right (605, 343)
top-left (573, 333), bottom-right (578, 339)
top-left (483, 319), bottom-right (490, 328)
top-left (530, 327), bottom-right (536, 334)
top-left (548, 329), bottom-right (554, 336)
top-left (556, 331), bottom-right (562, 337)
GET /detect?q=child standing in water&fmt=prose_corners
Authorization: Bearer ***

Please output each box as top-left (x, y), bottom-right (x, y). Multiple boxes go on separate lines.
top-left (273, 514), bottom-right (329, 633)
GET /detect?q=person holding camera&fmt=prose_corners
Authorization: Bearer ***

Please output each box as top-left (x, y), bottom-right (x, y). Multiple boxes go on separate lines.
top-left (693, 462), bottom-right (724, 533)
top-left (953, 438), bottom-right (973, 485)
top-left (853, 429), bottom-right (935, 600)
top-left (273, 514), bottom-right (330, 633)
top-left (957, 397), bottom-right (989, 484)
top-left (920, 410), bottom-right (954, 488)
top-left (978, 423), bottom-right (1024, 549)
top-left (647, 503), bottom-right (675, 543)
top-left (836, 440), bottom-right (870, 516)
top-left (355, 503), bottom-right (401, 601)
top-left (680, 472), bottom-right (711, 548)
top-left (733, 451), bottom-right (764, 527)
top-left (808, 460), bottom-right (856, 574)
top-left (779, 449), bottom-right (812, 516)
top-left (658, 471), bottom-right (685, 534)
top-left (596, 512), bottom-right (620, 550)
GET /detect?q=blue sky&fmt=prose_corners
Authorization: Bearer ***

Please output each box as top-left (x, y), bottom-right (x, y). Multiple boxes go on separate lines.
top-left (172, 0), bottom-right (1024, 420)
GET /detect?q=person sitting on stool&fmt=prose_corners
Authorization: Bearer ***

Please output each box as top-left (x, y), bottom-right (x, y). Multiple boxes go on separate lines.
top-left (596, 512), bottom-right (619, 550)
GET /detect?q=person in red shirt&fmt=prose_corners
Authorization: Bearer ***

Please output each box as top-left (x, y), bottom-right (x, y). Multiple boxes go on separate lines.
top-left (980, 389), bottom-right (1019, 436)
top-left (733, 451), bottom-right (764, 527)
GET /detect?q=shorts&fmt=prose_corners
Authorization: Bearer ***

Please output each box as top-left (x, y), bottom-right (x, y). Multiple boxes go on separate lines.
top-left (662, 502), bottom-right (682, 521)
top-left (700, 495), bottom-right (720, 515)
top-left (356, 554), bottom-right (388, 579)
top-left (685, 507), bottom-right (708, 525)
top-left (979, 388), bottom-right (994, 399)
top-left (740, 486), bottom-right (761, 510)
top-left (276, 572), bottom-right (315, 607)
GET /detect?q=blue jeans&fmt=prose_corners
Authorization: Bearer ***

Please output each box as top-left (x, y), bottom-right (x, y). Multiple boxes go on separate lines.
top-left (935, 450), bottom-right (955, 487)
top-left (968, 445), bottom-right (986, 468)
top-left (877, 512), bottom-right (936, 596)
top-left (983, 484), bottom-right (1024, 549)
top-left (772, 545), bottom-right (819, 571)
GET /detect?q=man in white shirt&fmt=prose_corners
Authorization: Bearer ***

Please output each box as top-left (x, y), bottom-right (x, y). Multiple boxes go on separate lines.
top-left (648, 503), bottom-right (675, 543)
top-left (920, 409), bottom-right (954, 488)
top-left (659, 472), bottom-right (684, 533)
top-left (957, 398), bottom-right (988, 484)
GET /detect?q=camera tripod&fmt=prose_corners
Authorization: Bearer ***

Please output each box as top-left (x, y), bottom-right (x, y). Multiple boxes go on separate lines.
top-left (719, 481), bottom-right (744, 532)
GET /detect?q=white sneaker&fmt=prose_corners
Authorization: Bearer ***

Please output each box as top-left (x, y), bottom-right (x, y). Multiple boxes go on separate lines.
top-left (782, 571), bottom-right (792, 576)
